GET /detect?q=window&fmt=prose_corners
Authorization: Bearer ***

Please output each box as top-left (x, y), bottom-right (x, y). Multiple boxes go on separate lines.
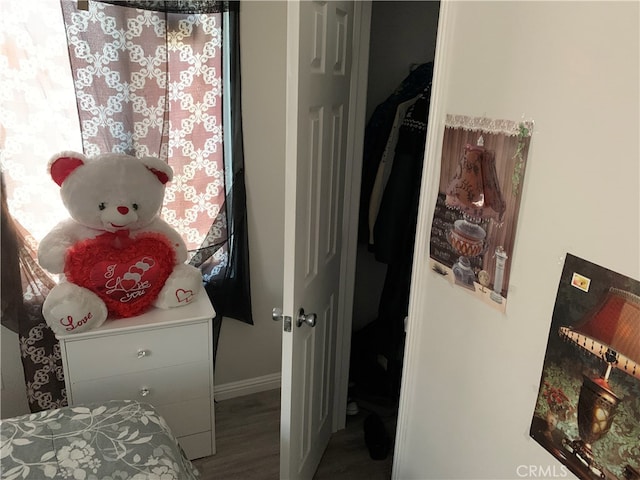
top-left (0, 0), bottom-right (251, 412)
top-left (3, 0), bottom-right (227, 259)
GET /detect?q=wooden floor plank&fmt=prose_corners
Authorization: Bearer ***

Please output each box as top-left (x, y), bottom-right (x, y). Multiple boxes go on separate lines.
top-left (191, 389), bottom-right (396, 479)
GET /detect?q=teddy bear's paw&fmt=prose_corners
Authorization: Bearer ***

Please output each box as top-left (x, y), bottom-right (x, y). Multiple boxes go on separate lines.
top-left (38, 243), bottom-right (69, 274)
top-left (154, 264), bottom-right (203, 309)
top-left (43, 283), bottom-right (108, 335)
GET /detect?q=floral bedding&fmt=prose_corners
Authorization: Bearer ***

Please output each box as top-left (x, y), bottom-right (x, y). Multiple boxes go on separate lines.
top-left (0, 400), bottom-right (199, 480)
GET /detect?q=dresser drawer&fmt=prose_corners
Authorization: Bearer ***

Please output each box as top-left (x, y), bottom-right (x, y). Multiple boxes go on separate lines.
top-left (64, 322), bottom-right (209, 382)
top-left (71, 361), bottom-right (210, 406)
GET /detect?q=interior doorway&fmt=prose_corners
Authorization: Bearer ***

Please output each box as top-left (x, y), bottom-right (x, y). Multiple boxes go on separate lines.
top-left (345, 0), bottom-right (440, 467)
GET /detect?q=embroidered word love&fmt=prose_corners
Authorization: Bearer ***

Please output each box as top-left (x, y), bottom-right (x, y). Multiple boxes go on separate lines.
top-left (60, 312), bottom-right (93, 332)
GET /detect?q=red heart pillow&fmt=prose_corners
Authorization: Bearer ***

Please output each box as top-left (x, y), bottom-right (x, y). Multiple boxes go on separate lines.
top-left (65, 232), bottom-right (176, 318)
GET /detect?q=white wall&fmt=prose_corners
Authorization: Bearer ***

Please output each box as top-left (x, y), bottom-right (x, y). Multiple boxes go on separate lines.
top-left (365, 0), bottom-right (440, 122)
top-left (213, 1), bottom-right (287, 386)
top-left (395, 2), bottom-right (639, 479)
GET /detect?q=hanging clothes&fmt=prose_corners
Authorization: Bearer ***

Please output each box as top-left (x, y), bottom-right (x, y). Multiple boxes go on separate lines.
top-left (358, 62), bottom-right (434, 244)
top-left (373, 86), bottom-right (431, 265)
top-left (351, 65), bottom-right (433, 401)
top-left (372, 86), bottom-right (432, 398)
top-left (368, 94), bottom-right (422, 246)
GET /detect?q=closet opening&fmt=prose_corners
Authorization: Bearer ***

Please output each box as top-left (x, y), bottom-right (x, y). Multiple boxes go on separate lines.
top-left (346, 0), bottom-right (440, 467)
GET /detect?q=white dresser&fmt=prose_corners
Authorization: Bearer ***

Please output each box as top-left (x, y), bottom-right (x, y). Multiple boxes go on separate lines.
top-left (56, 291), bottom-right (216, 460)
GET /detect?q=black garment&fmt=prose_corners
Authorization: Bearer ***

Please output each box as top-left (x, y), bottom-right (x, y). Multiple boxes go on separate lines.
top-left (367, 88), bottom-right (431, 399)
top-left (373, 88), bottom-right (430, 265)
top-left (358, 63), bottom-right (434, 244)
top-left (351, 70), bottom-right (432, 403)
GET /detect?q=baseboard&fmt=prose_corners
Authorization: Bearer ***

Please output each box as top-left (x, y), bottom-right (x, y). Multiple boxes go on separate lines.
top-left (214, 372), bottom-right (281, 401)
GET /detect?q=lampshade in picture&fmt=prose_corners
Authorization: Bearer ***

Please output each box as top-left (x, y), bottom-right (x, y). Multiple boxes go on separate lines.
top-left (445, 144), bottom-right (506, 223)
top-left (560, 287), bottom-right (640, 381)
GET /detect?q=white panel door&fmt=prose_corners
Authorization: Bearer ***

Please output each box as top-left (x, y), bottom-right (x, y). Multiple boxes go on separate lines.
top-left (280, 1), bottom-right (355, 478)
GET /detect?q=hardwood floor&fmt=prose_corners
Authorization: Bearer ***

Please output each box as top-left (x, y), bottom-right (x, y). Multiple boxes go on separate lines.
top-left (192, 389), bottom-right (396, 479)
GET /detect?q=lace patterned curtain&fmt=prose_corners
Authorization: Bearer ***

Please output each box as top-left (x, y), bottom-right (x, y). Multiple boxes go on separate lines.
top-left (60, 0), bottom-right (227, 256)
top-left (61, 0), bottom-right (253, 331)
top-left (2, 175), bottom-right (68, 412)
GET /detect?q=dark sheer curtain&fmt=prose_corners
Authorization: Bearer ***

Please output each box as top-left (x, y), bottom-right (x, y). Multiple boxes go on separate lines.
top-left (181, 1), bottom-right (253, 356)
top-left (1, 174), bottom-right (67, 412)
top-left (200, 2), bottom-right (254, 354)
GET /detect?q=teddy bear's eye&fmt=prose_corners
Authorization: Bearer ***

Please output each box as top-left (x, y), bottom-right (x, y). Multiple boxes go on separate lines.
top-left (98, 203), bottom-right (106, 211)
top-left (132, 203), bottom-right (139, 211)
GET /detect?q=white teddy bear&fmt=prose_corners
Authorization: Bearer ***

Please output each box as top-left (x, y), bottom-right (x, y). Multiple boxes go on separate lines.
top-left (38, 151), bottom-right (202, 335)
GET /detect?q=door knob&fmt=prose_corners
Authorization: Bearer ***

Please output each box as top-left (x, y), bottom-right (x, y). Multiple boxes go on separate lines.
top-left (297, 308), bottom-right (317, 328)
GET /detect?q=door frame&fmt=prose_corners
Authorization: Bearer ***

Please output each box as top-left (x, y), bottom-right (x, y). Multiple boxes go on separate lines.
top-left (390, 2), bottom-right (449, 476)
top-left (332, 0), bottom-right (372, 432)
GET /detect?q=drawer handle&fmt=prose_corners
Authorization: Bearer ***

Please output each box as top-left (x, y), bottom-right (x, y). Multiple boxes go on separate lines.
top-left (137, 349), bottom-right (149, 359)
top-left (140, 387), bottom-right (151, 397)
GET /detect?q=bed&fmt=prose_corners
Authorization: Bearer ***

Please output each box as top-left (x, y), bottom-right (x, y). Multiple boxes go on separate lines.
top-left (0, 400), bottom-right (199, 479)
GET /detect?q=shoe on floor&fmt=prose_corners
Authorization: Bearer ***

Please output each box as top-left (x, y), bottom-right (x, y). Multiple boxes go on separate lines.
top-left (346, 400), bottom-right (359, 416)
top-left (364, 412), bottom-right (390, 460)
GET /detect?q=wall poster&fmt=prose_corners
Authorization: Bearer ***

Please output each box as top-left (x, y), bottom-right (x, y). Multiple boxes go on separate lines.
top-left (429, 114), bottom-right (534, 312)
top-left (530, 253), bottom-right (640, 480)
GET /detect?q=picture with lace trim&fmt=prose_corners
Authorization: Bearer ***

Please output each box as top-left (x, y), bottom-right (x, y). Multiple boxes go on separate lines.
top-left (429, 114), bottom-right (533, 312)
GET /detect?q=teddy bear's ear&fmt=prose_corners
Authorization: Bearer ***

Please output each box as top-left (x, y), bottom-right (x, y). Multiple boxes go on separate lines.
top-left (139, 156), bottom-right (173, 185)
top-left (49, 152), bottom-right (87, 187)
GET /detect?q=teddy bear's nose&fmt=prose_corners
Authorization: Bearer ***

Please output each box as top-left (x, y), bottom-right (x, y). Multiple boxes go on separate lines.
top-left (117, 206), bottom-right (129, 215)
